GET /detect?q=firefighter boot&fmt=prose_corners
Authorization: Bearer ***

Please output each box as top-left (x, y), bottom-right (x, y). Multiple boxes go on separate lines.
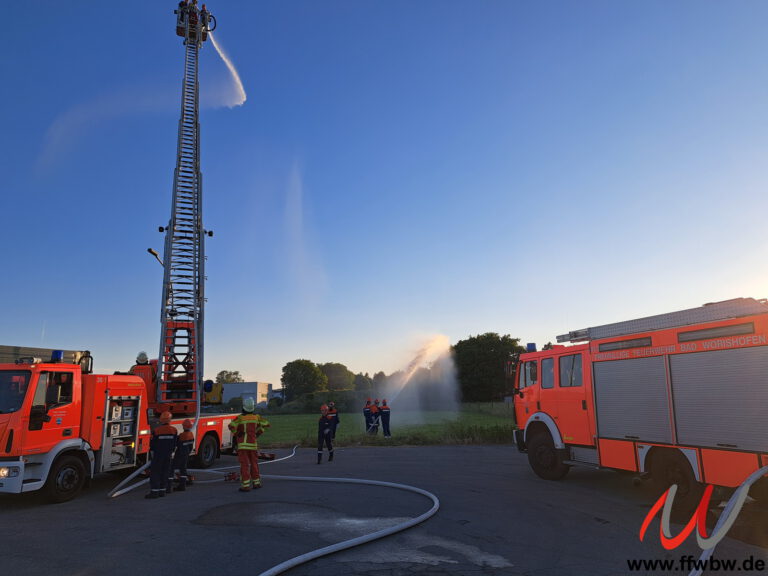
top-left (328, 450), bottom-right (334, 462)
top-left (317, 452), bottom-right (322, 464)
top-left (177, 476), bottom-right (187, 491)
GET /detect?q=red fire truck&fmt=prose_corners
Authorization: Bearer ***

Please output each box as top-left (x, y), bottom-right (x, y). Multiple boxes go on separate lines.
top-left (0, 6), bottom-right (238, 503)
top-left (513, 297), bottom-right (768, 509)
top-left (0, 346), bottom-right (236, 502)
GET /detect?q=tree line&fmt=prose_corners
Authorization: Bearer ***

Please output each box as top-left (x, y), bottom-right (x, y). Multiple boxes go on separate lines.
top-left (275, 333), bottom-right (526, 404)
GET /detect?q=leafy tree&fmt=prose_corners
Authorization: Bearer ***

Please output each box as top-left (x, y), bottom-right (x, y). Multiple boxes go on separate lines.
top-left (216, 370), bottom-right (244, 385)
top-left (281, 359), bottom-right (327, 402)
top-left (452, 333), bottom-right (525, 402)
top-left (353, 372), bottom-right (373, 391)
top-left (319, 362), bottom-right (355, 391)
top-left (372, 371), bottom-right (387, 394)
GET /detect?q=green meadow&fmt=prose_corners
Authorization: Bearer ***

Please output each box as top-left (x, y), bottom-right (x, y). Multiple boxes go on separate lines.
top-left (256, 403), bottom-right (517, 448)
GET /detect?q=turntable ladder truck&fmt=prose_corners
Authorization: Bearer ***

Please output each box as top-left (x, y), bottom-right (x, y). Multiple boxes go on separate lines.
top-left (0, 7), bottom-right (242, 503)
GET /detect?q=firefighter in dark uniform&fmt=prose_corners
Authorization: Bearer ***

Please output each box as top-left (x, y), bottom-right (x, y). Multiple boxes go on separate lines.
top-left (368, 399), bottom-right (381, 435)
top-left (317, 404), bottom-right (334, 464)
top-left (146, 411), bottom-right (177, 499)
top-left (363, 398), bottom-right (372, 433)
top-left (327, 401), bottom-right (340, 439)
top-left (380, 399), bottom-right (391, 438)
top-left (173, 418), bottom-right (195, 491)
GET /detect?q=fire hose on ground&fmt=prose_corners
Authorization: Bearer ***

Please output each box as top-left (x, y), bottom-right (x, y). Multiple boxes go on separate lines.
top-left (107, 445), bottom-right (441, 576)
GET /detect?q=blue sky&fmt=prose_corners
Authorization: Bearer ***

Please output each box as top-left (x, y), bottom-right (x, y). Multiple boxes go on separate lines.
top-left (3, 1), bottom-right (768, 385)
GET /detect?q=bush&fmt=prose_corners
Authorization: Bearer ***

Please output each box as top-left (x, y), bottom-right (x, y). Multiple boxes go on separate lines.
top-left (267, 397), bottom-right (283, 410)
top-left (271, 390), bottom-right (372, 414)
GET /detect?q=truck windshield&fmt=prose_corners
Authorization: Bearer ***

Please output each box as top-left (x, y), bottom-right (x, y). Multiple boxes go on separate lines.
top-left (0, 370), bottom-right (31, 414)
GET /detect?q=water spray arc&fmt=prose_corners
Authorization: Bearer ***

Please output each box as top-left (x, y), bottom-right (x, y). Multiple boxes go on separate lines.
top-left (385, 335), bottom-right (460, 420)
top-left (401, 335), bottom-right (451, 386)
top-left (209, 31), bottom-right (247, 107)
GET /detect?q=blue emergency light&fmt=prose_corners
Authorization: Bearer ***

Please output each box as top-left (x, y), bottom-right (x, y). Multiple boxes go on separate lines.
top-left (526, 343), bottom-right (537, 353)
top-left (51, 350), bottom-right (64, 362)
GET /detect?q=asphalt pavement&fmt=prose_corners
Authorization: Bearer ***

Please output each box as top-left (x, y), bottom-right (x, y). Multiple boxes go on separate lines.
top-left (0, 445), bottom-right (765, 576)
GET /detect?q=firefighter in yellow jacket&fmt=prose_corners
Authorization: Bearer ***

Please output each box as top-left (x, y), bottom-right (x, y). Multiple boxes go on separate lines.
top-left (228, 397), bottom-right (270, 492)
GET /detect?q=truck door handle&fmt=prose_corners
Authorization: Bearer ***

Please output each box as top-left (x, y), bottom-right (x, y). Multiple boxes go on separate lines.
top-left (582, 400), bottom-right (587, 410)
top-left (62, 429), bottom-right (72, 437)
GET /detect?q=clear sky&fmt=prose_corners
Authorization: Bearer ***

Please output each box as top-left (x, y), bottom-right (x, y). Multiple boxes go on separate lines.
top-left (3, 1), bottom-right (768, 385)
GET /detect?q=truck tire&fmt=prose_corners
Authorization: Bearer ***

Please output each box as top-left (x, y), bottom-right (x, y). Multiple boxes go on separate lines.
top-left (45, 455), bottom-right (86, 503)
top-left (650, 449), bottom-right (705, 517)
top-left (195, 434), bottom-right (218, 468)
top-left (528, 432), bottom-right (569, 480)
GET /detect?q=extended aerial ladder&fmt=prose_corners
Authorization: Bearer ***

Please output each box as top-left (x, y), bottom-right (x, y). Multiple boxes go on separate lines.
top-left (150, 3), bottom-right (217, 415)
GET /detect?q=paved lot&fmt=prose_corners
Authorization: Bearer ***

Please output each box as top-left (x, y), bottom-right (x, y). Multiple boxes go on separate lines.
top-left (0, 445), bottom-right (765, 575)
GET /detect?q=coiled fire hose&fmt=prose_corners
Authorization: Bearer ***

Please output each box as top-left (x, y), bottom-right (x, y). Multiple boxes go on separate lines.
top-left (255, 473), bottom-right (440, 576)
top-left (108, 446), bottom-right (440, 576)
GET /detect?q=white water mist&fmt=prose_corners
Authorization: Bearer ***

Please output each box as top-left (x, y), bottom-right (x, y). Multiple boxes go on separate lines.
top-left (382, 335), bottom-right (460, 425)
top-left (208, 32), bottom-right (246, 107)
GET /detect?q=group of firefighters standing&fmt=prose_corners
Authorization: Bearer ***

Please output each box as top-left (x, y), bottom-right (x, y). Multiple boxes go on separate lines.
top-left (177, 0), bottom-right (210, 24)
top-left (316, 398), bottom-right (393, 463)
top-left (145, 396), bottom-right (392, 497)
top-left (145, 397), bottom-right (270, 497)
top-left (145, 413), bottom-right (195, 498)
top-left (363, 398), bottom-right (391, 437)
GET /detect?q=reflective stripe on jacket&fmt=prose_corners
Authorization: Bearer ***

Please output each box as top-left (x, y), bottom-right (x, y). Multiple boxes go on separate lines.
top-left (150, 424), bottom-right (178, 457)
top-left (228, 413), bottom-right (270, 450)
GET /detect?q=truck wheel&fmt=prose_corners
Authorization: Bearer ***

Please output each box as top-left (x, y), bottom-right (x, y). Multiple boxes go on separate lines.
top-left (528, 433), bottom-right (569, 480)
top-left (45, 455), bottom-right (86, 503)
top-left (650, 450), bottom-right (705, 517)
top-left (195, 434), bottom-right (218, 468)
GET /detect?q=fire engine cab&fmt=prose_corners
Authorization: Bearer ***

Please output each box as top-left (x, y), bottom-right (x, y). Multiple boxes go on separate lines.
top-left (513, 297), bottom-right (768, 509)
top-left (0, 346), bottom-right (235, 502)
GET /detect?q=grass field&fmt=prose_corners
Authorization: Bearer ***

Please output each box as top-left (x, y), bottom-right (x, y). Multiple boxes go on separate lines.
top-left (257, 404), bottom-right (517, 448)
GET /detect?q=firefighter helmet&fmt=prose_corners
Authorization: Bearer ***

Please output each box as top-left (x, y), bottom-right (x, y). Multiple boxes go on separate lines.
top-left (182, 419), bottom-right (194, 430)
top-left (243, 397), bottom-right (255, 413)
top-left (320, 404), bottom-right (328, 411)
top-left (159, 411), bottom-right (172, 424)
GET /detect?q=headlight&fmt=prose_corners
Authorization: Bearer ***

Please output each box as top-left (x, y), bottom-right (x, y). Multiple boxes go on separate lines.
top-left (0, 466), bottom-right (20, 478)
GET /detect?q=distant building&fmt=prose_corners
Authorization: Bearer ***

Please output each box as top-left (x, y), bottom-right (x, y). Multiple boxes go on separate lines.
top-left (221, 382), bottom-right (281, 406)
top-left (268, 386), bottom-right (284, 403)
